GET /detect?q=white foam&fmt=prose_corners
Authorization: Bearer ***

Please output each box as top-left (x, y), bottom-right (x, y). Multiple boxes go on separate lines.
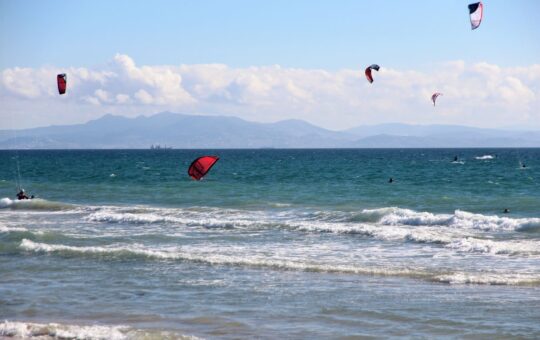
top-left (291, 220), bottom-right (456, 244)
top-left (0, 320), bottom-right (127, 339)
top-left (475, 155), bottom-right (494, 160)
top-left (20, 239), bottom-right (540, 285)
top-left (446, 237), bottom-right (540, 255)
top-left (0, 225), bottom-right (28, 233)
top-left (18, 239), bottom-right (429, 278)
top-left (362, 207), bottom-right (540, 232)
top-left (0, 320), bottom-right (200, 339)
top-left (435, 272), bottom-right (540, 285)
top-left (454, 210), bottom-right (540, 232)
top-left (0, 197), bottom-right (74, 211)
top-left (85, 211), bottom-right (181, 224)
top-left (84, 209), bottom-right (269, 229)
top-left (19, 239), bottom-right (174, 259)
top-left (0, 197), bottom-right (13, 208)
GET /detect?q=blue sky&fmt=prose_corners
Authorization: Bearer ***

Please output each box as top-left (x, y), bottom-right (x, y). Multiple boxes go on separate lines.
top-left (1, 0), bottom-right (539, 70)
top-left (1, 0), bottom-right (539, 130)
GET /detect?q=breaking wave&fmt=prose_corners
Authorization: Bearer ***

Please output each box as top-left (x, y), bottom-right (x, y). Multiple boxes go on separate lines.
top-left (81, 205), bottom-right (540, 233)
top-left (474, 155), bottom-right (495, 160)
top-left (19, 239), bottom-right (540, 286)
top-left (0, 197), bottom-right (74, 211)
top-left (362, 207), bottom-right (540, 232)
top-left (0, 320), bottom-right (199, 340)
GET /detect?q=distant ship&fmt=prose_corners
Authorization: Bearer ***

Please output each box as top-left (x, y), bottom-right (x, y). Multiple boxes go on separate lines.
top-left (150, 144), bottom-right (173, 150)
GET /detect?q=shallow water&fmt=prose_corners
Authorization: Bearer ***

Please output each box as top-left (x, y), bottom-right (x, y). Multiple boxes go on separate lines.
top-left (1, 149), bottom-right (539, 339)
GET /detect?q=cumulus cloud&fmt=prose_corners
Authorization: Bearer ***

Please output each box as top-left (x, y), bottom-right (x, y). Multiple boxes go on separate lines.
top-left (0, 54), bottom-right (539, 129)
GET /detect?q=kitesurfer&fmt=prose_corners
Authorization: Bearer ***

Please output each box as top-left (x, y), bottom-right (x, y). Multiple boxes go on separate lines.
top-left (16, 189), bottom-right (29, 200)
top-left (453, 156), bottom-right (458, 162)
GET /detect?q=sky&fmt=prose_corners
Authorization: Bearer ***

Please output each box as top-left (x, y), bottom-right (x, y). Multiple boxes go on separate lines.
top-left (0, 0), bottom-right (539, 130)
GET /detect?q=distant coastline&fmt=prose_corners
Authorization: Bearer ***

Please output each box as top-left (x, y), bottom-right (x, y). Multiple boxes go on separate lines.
top-left (1, 112), bottom-right (540, 149)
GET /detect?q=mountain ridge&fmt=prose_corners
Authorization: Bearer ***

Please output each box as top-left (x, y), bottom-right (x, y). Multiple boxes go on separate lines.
top-left (1, 112), bottom-right (540, 149)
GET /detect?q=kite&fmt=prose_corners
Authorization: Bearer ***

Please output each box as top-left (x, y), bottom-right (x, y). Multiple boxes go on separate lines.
top-left (188, 156), bottom-right (219, 180)
top-left (57, 74), bottom-right (67, 95)
top-left (431, 92), bottom-right (443, 106)
top-left (365, 64), bottom-right (380, 84)
top-left (468, 2), bottom-right (483, 30)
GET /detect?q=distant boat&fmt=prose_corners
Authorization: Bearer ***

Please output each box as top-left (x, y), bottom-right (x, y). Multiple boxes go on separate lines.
top-left (150, 144), bottom-right (173, 150)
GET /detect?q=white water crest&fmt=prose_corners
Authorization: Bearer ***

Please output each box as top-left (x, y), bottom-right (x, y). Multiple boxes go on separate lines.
top-left (19, 239), bottom-right (540, 286)
top-left (0, 197), bottom-right (74, 211)
top-left (0, 224), bottom-right (28, 233)
top-left (363, 207), bottom-right (540, 232)
top-left (0, 320), bottom-right (200, 340)
top-left (475, 155), bottom-right (495, 160)
top-left (0, 320), bottom-right (127, 340)
top-left (446, 237), bottom-right (540, 255)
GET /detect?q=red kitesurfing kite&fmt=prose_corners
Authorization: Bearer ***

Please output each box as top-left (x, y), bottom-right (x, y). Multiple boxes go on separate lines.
top-left (57, 74), bottom-right (67, 95)
top-left (188, 156), bottom-right (219, 180)
top-left (365, 64), bottom-right (380, 84)
top-left (431, 92), bottom-right (443, 106)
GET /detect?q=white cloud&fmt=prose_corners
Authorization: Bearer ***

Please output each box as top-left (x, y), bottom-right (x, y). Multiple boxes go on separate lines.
top-left (1, 54), bottom-right (539, 130)
top-left (116, 93), bottom-right (130, 104)
top-left (134, 89), bottom-right (153, 104)
top-left (94, 89), bottom-right (110, 102)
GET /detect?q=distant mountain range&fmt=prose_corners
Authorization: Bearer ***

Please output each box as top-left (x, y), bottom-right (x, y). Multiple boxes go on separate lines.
top-left (1, 112), bottom-right (540, 149)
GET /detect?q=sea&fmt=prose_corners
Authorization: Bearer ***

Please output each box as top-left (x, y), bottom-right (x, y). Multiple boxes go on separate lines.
top-left (1, 149), bottom-right (539, 339)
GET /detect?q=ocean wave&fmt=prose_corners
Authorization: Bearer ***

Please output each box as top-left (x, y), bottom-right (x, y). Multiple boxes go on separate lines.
top-left (291, 221), bottom-right (456, 244)
top-left (85, 211), bottom-right (182, 224)
top-left (0, 197), bottom-right (75, 211)
top-left (435, 272), bottom-right (540, 285)
top-left (446, 237), bottom-right (540, 255)
top-left (474, 155), bottom-right (495, 160)
top-left (19, 239), bottom-right (540, 285)
top-left (0, 320), bottom-right (200, 340)
top-left (0, 224), bottom-right (28, 233)
top-left (84, 209), bottom-right (275, 228)
top-left (292, 221), bottom-right (540, 255)
top-left (78, 206), bottom-right (540, 251)
top-left (362, 207), bottom-right (540, 232)
top-left (17, 239), bottom-right (433, 279)
top-left (0, 320), bottom-right (126, 340)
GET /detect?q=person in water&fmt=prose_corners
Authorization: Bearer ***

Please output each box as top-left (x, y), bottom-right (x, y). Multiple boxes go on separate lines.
top-left (453, 156), bottom-right (458, 162)
top-left (16, 189), bottom-right (30, 200)
top-left (388, 177), bottom-right (394, 183)
top-left (503, 208), bottom-right (510, 214)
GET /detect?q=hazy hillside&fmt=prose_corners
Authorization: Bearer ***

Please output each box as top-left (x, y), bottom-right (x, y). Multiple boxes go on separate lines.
top-left (1, 112), bottom-right (540, 149)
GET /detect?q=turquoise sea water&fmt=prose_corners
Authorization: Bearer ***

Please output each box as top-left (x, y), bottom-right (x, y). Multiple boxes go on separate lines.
top-left (1, 149), bottom-right (539, 338)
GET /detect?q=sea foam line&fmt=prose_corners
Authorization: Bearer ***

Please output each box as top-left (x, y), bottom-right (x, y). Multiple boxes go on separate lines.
top-left (86, 204), bottom-right (540, 233)
top-left (19, 239), bottom-right (540, 285)
top-left (0, 320), bottom-right (200, 340)
top-left (0, 197), bottom-right (74, 211)
top-left (474, 155), bottom-right (495, 160)
top-left (363, 207), bottom-right (540, 232)
top-left (0, 225), bottom-right (28, 233)
top-left (84, 210), bottom-right (270, 229)
top-left (81, 207), bottom-right (540, 255)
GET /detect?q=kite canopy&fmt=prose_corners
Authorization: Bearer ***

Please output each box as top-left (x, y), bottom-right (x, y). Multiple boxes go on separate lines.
top-left (468, 2), bottom-right (483, 30)
top-left (431, 92), bottom-right (443, 106)
top-left (365, 64), bottom-right (380, 84)
top-left (188, 156), bottom-right (219, 180)
top-left (57, 74), bottom-right (67, 95)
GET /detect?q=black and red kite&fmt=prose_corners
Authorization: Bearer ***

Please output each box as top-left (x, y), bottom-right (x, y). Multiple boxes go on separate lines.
top-left (188, 156), bottom-right (219, 180)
